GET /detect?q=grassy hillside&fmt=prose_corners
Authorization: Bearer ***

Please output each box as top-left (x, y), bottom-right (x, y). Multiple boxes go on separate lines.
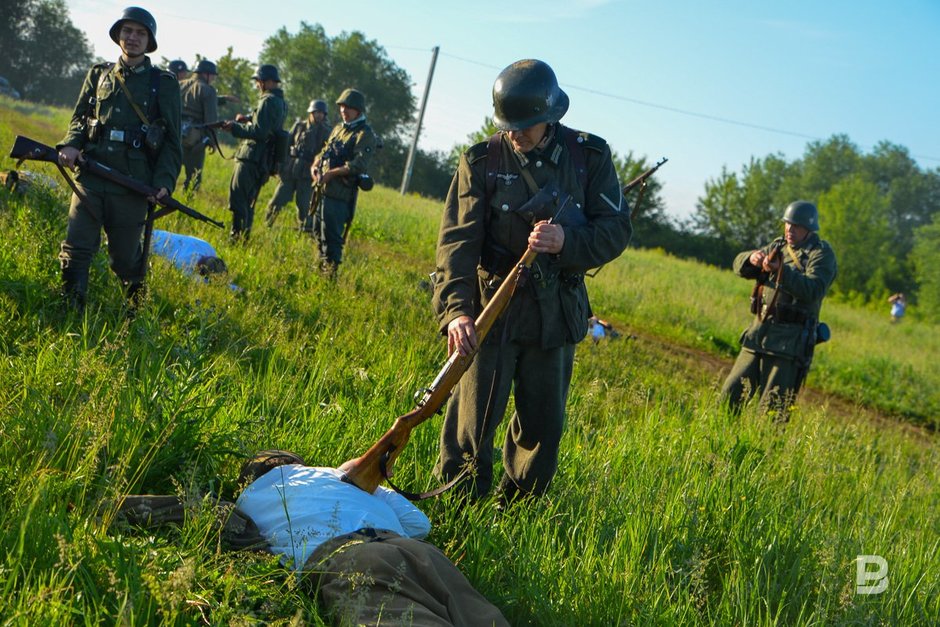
top-left (1, 101), bottom-right (937, 625)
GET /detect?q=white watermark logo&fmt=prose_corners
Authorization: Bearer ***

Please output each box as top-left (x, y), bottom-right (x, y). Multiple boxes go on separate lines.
top-left (856, 555), bottom-right (888, 595)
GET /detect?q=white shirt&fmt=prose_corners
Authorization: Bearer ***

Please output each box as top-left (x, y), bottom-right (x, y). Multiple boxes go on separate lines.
top-left (150, 230), bottom-right (217, 275)
top-left (235, 465), bottom-right (431, 570)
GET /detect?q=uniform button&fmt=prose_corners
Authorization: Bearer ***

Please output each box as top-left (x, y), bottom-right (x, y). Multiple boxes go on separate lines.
top-left (501, 203), bottom-right (510, 211)
top-left (115, 107), bottom-right (121, 112)
top-left (535, 160), bottom-right (543, 167)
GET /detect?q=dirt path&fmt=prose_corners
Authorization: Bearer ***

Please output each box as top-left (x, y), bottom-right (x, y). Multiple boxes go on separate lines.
top-left (622, 325), bottom-right (936, 443)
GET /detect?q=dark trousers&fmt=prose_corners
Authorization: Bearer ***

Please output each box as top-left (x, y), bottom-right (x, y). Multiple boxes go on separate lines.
top-left (318, 195), bottom-right (354, 264)
top-left (305, 530), bottom-right (508, 627)
top-left (435, 338), bottom-right (575, 499)
top-left (228, 160), bottom-right (265, 238)
top-left (59, 186), bottom-right (148, 285)
top-left (721, 348), bottom-right (801, 417)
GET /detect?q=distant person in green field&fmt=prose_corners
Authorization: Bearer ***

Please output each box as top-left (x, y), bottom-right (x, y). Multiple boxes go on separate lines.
top-left (56, 6), bottom-right (182, 313)
top-left (721, 201), bottom-right (838, 419)
top-left (432, 59), bottom-right (633, 504)
top-left (888, 292), bottom-right (906, 323)
top-left (179, 59), bottom-right (220, 192)
top-left (310, 88), bottom-right (378, 279)
top-left (265, 99), bottom-right (332, 232)
top-left (220, 64), bottom-right (287, 242)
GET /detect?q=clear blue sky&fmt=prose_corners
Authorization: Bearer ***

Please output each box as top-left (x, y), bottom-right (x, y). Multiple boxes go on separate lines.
top-left (70, 0), bottom-right (940, 220)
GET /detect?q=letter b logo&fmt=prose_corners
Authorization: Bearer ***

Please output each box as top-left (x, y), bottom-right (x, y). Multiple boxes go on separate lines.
top-left (856, 555), bottom-right (888, 595)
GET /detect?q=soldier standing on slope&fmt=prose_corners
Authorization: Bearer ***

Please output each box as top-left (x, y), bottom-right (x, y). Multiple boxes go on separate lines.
top-left (56, 6), bottom-right (182, 313)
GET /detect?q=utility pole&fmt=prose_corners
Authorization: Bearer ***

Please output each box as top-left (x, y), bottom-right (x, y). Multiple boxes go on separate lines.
top-left (400, 45), bottom-right (439, 196)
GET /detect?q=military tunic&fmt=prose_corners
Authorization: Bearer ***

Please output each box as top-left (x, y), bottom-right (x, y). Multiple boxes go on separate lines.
top-left (432, 125), bottom-right (633, 499)
top-left (57, 55), bottom-right (182, 298)
top-left (314, 116), bottom-right (377, 266)
top-left (179, 75), bottom-right (219, 191)
top-left (265, 116), bottom-right (332, 230)
top-left (721, 232), bottom-right (837, 417)
top-left (227, 87), bottom-right (287, 239)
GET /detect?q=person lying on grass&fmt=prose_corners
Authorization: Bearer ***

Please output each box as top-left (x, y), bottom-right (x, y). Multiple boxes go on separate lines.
top-left (114, 449), bottom-right (508, 626)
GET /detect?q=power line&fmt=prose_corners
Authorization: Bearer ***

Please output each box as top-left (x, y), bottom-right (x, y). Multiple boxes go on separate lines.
top-left (439, 51), bottom-right (940, 164)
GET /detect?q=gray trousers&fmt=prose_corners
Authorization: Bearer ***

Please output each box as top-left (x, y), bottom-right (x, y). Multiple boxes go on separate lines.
top-left (59, 186), bottom-right (148, 284)
top-left (435, 337), bottom-right (575, 499)
top-left (721, 348), bottom-right (801, 416)
top-left (181, 144), bottom-right (207, 191)
top-left (318, 195), bottom-right (354, 264)
top-left (266, 172), bottom-right (314, 228)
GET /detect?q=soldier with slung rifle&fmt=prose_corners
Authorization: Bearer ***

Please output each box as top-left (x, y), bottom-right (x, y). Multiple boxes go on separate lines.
top-left (56, 6), bottom-right (182, 313)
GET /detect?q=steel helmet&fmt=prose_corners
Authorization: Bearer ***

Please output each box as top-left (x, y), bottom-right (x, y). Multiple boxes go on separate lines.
top-left (336, 88), bottom-right (366, 113)
top-left (109, 6), bottom-right (158, 53)
top-left (252, 64), bottom-right (281, 83)
top-left (307, 99), bottom-right (328, 114)
top-left (492, 59), bottom-right (569, 131)
top-left (194, 59), bottom-right (218, 75)
top-left (168, 59), bottom-right (188, 74)
top-left (782, 200), bottom-right (819, 231)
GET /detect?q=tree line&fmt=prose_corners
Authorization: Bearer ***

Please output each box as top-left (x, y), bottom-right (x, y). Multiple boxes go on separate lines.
top-left (5, 1), bottom-right (938, 319)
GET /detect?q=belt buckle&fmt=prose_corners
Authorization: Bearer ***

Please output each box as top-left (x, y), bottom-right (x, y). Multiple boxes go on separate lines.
top-left (109, 129), bottom-right (125, 142)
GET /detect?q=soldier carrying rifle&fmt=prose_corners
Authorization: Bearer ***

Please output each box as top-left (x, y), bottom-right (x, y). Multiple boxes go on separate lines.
top-left (265, 99), bottom-right (331, 232)
top-left (720, 201), bottom-right (837, 420)
top-left (310, 88), bottom-right (377, 279)
top-left (56, 6), bottom-right (182, 313)
top-left (432, 59), bottom-right (634, 505)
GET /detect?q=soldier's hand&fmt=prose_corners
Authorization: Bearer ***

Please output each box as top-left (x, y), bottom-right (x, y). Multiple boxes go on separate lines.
top-left (529, 221), bottom-right (565, 254)
top-left (749, 250), bottom-right (765, 267)
top-left (762, 255), bottom-right (781, 273)
top-left (58, 147), bottom-right (82, 171)
top-left (220, 120), bottom-right (234, 131)
top-left (147, 187), bottom-right (169, 203)
top-left (447, 315), bottom-right (478, 357)
top-left (234, 114), bottom-right (249, 123)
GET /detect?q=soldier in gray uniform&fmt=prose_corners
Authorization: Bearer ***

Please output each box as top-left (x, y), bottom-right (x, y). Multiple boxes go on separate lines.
top-left (57, 6), bottom-right (182, 312)
top-left (220, 64), bottom-right (287, 241)
top-left (265, 99), bottom-right (331, 231)
top-left (720, 201), bottom-right (838, 420)
top-left (311, 88), bottom-right (377, 277)
top-left (432, 59), bottom-right (633, 503)
top-left (179, 59), bottom-right (219, 192)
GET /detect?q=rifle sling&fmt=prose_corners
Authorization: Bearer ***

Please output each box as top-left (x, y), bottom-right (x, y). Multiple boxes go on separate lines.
top-left (204, 126), bottom-right (232, 160)
top-left (379, 453), bottom-right (472, 501)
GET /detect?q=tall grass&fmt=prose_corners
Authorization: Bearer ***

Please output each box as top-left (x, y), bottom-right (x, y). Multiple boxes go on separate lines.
top-left (1, 102), bottom-right (937, 624)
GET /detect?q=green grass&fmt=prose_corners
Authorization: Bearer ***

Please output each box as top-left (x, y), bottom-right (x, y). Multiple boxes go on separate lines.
top-left (1, 102), bottom-right (938, 625)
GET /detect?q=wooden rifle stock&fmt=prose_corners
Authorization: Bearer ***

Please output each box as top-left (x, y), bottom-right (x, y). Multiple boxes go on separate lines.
top-left (9, 135), bottom-right (223, 228)
top-left (340, 246), bottom-right (540, 493)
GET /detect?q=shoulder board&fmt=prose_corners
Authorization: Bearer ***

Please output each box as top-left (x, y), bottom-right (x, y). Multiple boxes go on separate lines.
top-left (156, 69), bottom-right (176, 81)
top-left (93, 61), bottom-right (114, 70)
top-left (566, 129), bottom-right (608, 153)
top-left (466, 140), bottom-right (489, 164)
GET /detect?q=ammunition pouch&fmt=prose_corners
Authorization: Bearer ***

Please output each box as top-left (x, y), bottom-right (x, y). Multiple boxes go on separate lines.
top-left (144, 119), bottom-right (167, 158)
top-left (772, 304), bottom-right (809, 325)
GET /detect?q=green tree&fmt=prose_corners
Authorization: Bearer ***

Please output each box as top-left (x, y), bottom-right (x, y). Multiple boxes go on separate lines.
top-left (694, 155), bottom-right (795, 250)
top-left (214, 47), bottom-right (255, 122)
top-left (260, 23), bottom-right (415, 140)
top-left (0, 0), bottom-right (95, 106)
top-left (912, 216), bottom-right (940, 321)
top-left (819, 175), bottom-right (893, 298)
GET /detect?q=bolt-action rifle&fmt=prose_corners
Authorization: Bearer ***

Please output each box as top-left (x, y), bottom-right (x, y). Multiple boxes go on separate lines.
top-left (340, 188), bottom-right (572, 496)
top-left (623, 156), bottom-right (667, 218)
top-left (9, 135), bottom-right (223, 228)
